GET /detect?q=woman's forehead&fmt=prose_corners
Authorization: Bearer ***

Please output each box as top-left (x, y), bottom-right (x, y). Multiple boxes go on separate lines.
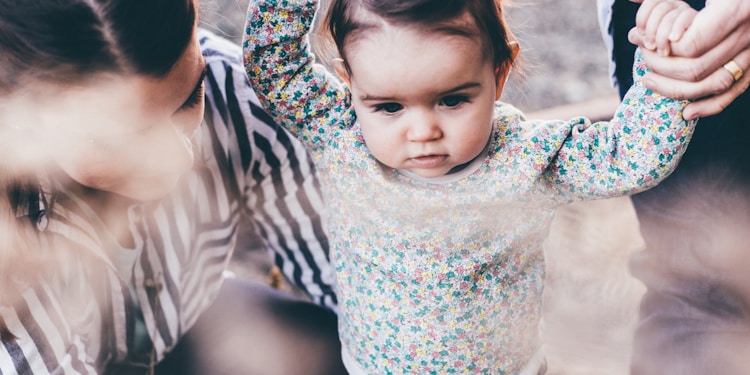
top-left (6, 34), bottom-right (204, 132)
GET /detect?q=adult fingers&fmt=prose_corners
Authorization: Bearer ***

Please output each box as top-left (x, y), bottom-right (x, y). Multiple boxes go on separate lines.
top-left (642, 67), bottom-right (733, 100)
top-left (683, 71), bottom-right (750, 119)
top-left (638, 35), bottom-right (744, 82)
top-left (670, 0), bottom-right (750, 58)
top-left (640, 48), bottom-right (750, 113)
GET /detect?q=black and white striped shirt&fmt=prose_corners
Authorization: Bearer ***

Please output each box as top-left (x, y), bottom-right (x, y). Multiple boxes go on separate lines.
top-left (0, 29), bottom-right (336, 374)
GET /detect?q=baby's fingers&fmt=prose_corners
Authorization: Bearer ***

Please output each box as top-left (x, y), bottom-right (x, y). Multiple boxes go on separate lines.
top-left (643, 0), bottom-right (695, 56)
top-left (668, 8), bottom-right (696, 42)
top-left (655, 6), bottom-right (697, 56)
top-left (654, 8), bottom-right (680, 55)
top-left (639, 0), bottom-right (677, 50)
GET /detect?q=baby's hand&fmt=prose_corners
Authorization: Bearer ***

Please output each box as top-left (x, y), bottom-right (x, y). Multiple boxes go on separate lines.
top-left (633, 0), bottom-right (698, 56)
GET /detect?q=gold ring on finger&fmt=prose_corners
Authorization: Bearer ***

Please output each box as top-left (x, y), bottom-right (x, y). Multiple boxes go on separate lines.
top-left (723, 60), bottom-right (744, 82)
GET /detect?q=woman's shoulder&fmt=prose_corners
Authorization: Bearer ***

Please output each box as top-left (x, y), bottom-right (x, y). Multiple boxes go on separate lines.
top-left (198, 28), bottom-right (242, 64)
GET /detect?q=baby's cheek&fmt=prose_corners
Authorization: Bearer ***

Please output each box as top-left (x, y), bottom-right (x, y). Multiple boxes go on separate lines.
top-left (362, 133), bottom-right (400, 167)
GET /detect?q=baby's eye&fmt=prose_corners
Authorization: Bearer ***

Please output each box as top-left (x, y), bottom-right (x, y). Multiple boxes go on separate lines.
top-left (374, 102), bottom-right (404, 114)
top-left (440, 95), bottom-right (469, 108)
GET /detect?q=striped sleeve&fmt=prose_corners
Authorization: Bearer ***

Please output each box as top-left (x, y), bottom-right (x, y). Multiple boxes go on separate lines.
top-left (1, 278), bottom-right (98, 375)
top-left (198, 29), bottom-right (338, 311)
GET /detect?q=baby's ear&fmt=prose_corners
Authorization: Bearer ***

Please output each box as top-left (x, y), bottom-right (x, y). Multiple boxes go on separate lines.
top-left (332, 58), bottom-right (351, 87)
top-left (494, 42), bottom-right (520, 100)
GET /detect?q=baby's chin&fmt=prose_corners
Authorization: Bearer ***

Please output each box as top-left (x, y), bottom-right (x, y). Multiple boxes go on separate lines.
top-left (402, 166), bottom-right (455, 179)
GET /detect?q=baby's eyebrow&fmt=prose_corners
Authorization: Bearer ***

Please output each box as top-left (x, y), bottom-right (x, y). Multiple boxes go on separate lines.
top-left (360, 93), bottom-right (397, 102)
top-left (360, 82), bottom-right (482, 102)
top-left (438, 82), bottom-right (482, 95)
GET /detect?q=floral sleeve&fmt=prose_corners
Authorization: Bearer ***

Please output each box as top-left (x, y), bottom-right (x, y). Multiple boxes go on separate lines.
top-left (243, 0), bottom-right (349, 156)
top-left (536, 50), bottom-right (697, 200)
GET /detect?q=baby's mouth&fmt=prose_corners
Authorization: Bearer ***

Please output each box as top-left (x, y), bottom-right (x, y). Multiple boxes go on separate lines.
top-left (409, 154), bottom-right (447, 168)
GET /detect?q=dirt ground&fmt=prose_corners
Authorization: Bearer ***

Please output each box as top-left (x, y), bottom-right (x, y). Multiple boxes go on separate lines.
top-left (204, 1), bottom-right (644, 374)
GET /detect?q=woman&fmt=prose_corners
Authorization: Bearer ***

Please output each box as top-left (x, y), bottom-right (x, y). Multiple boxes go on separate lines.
top-left (0, 1), bottom-right (344, 374)
top-left (598, 0), bottom-right (750, 373)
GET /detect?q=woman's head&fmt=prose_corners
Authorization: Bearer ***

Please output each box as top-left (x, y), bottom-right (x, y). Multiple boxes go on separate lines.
top-left (319, 0), bottom-right (519, 178)
top-left (0, 0), bottom-right (204, 340)
top-left (0, 0), bottom-right (205, 201)
top-left (0, 0), bottom-right (196, 93)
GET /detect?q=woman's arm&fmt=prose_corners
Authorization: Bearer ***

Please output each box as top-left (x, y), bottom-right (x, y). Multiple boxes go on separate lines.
top-left (201, 29), bottom-right (337, 310)
top-left (0, 283), bottom-right (98, 374)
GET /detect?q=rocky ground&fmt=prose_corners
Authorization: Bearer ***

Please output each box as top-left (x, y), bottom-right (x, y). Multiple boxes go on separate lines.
top-left (200, 1), bottom-right (640, 374)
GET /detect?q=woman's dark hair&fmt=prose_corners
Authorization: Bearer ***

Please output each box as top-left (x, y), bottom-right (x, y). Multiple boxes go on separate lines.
top-left (320, 0), bottom-right (517, 75)
top-left (0, 0), bottom-right (197, 92)
top-left (0, 0), bottom-right (197, 340)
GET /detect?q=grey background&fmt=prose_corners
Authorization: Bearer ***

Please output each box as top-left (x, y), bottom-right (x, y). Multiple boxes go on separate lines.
top-left (197, 0), bottom-right (617, 112)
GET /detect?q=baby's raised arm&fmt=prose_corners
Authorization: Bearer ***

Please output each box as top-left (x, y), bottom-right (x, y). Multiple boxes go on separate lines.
top-left (243, 0), bottom-right (350, 155)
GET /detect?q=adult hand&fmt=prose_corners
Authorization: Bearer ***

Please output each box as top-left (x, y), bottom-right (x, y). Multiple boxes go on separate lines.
top-left (628, 0), bottom-right (750, 120)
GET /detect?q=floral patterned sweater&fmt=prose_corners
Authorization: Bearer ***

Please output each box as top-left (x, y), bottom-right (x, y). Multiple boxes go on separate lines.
top-left (243, 0), bottom-right (695, 373)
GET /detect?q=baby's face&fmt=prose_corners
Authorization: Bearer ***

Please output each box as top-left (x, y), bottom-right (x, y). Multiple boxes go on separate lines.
top-left (342, 21), bottom-right (505, 178)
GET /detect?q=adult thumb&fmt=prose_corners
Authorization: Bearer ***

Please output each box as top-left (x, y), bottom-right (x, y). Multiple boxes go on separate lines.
top-left (672, 0), bottom-right (742, 57)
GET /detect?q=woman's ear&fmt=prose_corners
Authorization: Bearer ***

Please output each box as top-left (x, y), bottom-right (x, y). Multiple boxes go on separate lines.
top-left (332, 58), bottom-right (351, 87)
top-left (494, 42), bottom-right (520, 100)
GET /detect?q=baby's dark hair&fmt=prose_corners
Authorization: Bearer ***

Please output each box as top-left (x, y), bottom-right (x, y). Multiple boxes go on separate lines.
top-left (320, 0), bottom-right (517, 75)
